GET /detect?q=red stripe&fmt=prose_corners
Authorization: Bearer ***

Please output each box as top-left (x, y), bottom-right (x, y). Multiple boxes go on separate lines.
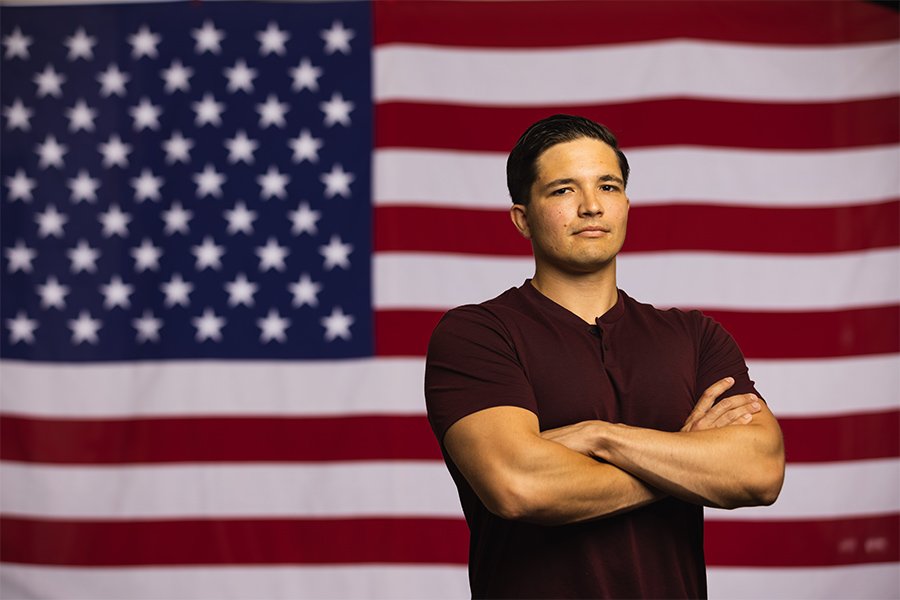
top-left (373, 1), bottom-right (899, 47)
top-left (376, 99), bottom-right (900, 152)
top-left (374, 305), bottom-right (900, 359)
top-left (0, 415), bottom-right (442, 464)
top-left (3, 515), bottom-right (895, 567)
top-left (4, 412), bottom-right (893, 465)
top-left (374, 201), bottom-right (900, 255)
top-left (781, 409), bottom-right (900, 463)
top-left (0, 517), bottom-right (469, 566)
top-left (706, 514), bottom-right (900, 567)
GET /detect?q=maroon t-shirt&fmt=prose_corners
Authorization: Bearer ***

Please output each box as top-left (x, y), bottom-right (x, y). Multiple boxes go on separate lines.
top-left (425, 281), bottom-right (760, 599)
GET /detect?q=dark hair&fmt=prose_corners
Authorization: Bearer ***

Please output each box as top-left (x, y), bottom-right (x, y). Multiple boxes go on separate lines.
top-left (506, 114), bottom-right (630, 205)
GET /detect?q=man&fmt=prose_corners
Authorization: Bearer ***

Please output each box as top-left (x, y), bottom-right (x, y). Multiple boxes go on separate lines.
top-left (424, 115), bottom-right (785, 599)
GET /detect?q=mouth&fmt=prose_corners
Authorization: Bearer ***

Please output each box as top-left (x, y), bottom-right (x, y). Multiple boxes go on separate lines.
top-left (573, 226), bottom-right (611, 237)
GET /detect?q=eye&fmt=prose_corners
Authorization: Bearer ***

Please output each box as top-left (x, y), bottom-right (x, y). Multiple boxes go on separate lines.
top-left (600, 184), bottom-right (619, 193)
top-left (550, 187), bottom-right (571, 196)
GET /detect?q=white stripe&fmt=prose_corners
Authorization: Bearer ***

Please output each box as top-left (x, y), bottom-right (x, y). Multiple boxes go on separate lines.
top-left (0, 461), bottom-right (462, 519)
top-left (373, 146), bottom-right (900, 209)
top-left (2, 355), bottom-right (897, 420)
top-left (708, 564), bottom-right (900, 600)
top-left (705, 459), bottom-right (899, 521)
top-left (0, 564), bottom-right (470, 600)
top-left (373, 249), bottom-right (900, 311)
top-left (748, 355), bottom-right (900, 418)
top-left (0, 358), bottom-right (425, 418)
top-left (374, 41), bottom-right (900, 104)
top-left (2, 459), bottom-right (896, 520)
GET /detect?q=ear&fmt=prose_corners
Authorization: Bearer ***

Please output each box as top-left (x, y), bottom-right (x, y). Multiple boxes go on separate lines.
top-left (510, 204), bottom-right (531, 239)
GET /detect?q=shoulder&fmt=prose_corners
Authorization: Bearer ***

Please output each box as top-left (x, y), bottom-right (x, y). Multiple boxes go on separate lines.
top-left (429, 286), bottom-right (531, 347)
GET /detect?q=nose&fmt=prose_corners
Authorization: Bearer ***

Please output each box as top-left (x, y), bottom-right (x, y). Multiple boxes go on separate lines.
top-left (579, 190), bottom-right (604, 217)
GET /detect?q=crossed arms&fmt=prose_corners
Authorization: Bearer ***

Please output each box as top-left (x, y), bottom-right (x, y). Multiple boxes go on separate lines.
top-left (443, 377), bottom-right (785, 525)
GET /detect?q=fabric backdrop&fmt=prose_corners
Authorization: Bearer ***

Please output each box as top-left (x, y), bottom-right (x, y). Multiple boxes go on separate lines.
top-left (1, 1), bottom-right (898, 598)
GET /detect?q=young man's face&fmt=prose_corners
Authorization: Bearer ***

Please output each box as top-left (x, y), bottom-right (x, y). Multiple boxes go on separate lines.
top-left (511, 137), bottom-right (630, 276)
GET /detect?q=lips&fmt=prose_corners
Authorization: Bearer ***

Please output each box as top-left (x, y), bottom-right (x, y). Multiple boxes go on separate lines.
top-left (574, 226), bottom-right (611, 235)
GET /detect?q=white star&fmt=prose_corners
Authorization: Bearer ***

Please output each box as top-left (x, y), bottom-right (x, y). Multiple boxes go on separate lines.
top-left (224, 59), bottom-right (256, 93)
top-left (37, 276), bottom-right (69, 310)
top-left (131, 238), bottom-right (162, 272)
top-left (7, 312), bottom-right (38, 345)
top-left (3, 27), bottom-right (32, 60)
top-left (289, 201), bottom-right (320, 236)
top-left (161, 59), bottom-right (193, 93)
top-left (290, 57), bottom-right (322, 92)
top-left (192, 236), bottom-right (225, 270)
top-left (320, 163), bottom-right (354, 199)
top-left (320, 92), bottom-right (353, 127)
top-left (5, 240), bottom-right (36, 273)
top-left (162, 130), bottom-right (193, 164)
top-left (192, 308), bottom-right (225, 342)
top-left (225, 273), bottom-right (258, 307)
top-left (97, 64), bottom-right (130, 97)
top-left (162, 201), bottom-right (192, 235)
top-left (69, 311), bottom-right (102, 345)
top-left (133, 310), bottom-right (162, 343)
top-left (66, 99), bottom-right (96, 132)
top-left (161, 273), bottom-right (193, 307)
top-left (256, 237), bottom-right (289, 272)
top-left (128, 25), bottom-right (161, 59)
top-left (257, 165), bottom-right (289, 200)
top-left (5, 169), bottom-right (36, 202)
top-left (98, 134), bottom-right (132, 168)
top-left (321, 20), bottom-right (355, 55)
top-left (321, 306), bottom-right (354, 341)
top-left (68, 240), bottom-right (100, 273)
top-left (290, 273), bottom-right (321, 307)
top-left (65, 27), bottom-right (96, 61)
top-left (319, 234), bottom-right (352, 270)
top-left (4, 98), bottom-right (32, 131)
top-left (130, 97), bottom-right (162, 131)
top-left (257, 22), bottom-right (289, 56)
top-left (99, 204), bottom-right (132, 238)
top-left (193, 164), bottom-right (226, 198)
top-left (68, 170), bottom-right (100, 203)
top-left (130, 169), bottom-right (164, 202)
top-left (258, 308), bottom-right (290, 343)
top-left (192, 20), bottom-right (225, 55)
top-left (36, 135), bottom-right (67, 169)
top-left (35, 205), bottom-right (67, 238)
top-left (224, 200), bottom-right (256, 235)
top-left (224, 130), bottom-right (258, 164)
top-left (256, 94), bottom-right (288, 129)
top-left (192, 93), bottom-right (225, 127)
top-left (289, 129), bottom-right (322, 163)
top-left (33, 64), bottom-right (66, 98)
top-left (100, 275), bottom-right (134, 309)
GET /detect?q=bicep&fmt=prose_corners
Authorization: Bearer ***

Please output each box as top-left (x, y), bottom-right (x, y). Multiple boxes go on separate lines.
top-left (443, 405), bottom-right (543, 511)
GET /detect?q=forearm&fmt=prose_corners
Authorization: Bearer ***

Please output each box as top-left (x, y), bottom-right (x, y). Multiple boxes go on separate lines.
top-left (443, 406), bottom-right (665, 525)
top-left (594, 418), bottom-right (784, 509)
top-left (496, 436), bottom-right (665, 525)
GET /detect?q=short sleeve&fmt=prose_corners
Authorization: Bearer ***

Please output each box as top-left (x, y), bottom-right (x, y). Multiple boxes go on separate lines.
top-left (694, 312), bottom-right (763, 402)
top-left (424, 305), bottom-right (539, 443)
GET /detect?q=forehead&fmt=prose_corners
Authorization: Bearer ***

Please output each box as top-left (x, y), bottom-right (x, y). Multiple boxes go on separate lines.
top-left (534, 137), bottom-right (621, 181)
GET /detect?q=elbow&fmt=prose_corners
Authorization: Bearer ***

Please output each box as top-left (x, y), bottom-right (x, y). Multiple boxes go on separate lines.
top-left (479, 474), bottom-right (551, 522)
top-left (721, 455), bottom-right (786, 509)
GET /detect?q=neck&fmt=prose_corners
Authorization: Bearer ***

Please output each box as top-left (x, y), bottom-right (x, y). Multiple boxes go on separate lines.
top-left (530, 261), bottom-right (619, 323)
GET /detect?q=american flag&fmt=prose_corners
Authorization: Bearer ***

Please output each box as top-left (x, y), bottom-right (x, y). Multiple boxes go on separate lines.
top-left (1, 1), bottom-right (898, 598)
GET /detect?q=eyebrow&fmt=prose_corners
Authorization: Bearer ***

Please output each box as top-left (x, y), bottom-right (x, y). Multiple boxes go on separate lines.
top-left (541, 174), bottom-right (624, 190)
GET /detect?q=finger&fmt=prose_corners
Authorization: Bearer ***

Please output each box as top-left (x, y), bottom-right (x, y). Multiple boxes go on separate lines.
top-left (682, 377), bottom-right (735, 430)
top-left (694, 394), bottom-right (760, 429)
top-left (709, 400), bottom-right (762, 428)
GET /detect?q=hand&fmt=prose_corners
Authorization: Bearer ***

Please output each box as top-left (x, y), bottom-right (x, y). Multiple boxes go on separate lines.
top-left (540, 420), bottom-right (605, 458)
top-left (681, 377), bottom-right (762, 432)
